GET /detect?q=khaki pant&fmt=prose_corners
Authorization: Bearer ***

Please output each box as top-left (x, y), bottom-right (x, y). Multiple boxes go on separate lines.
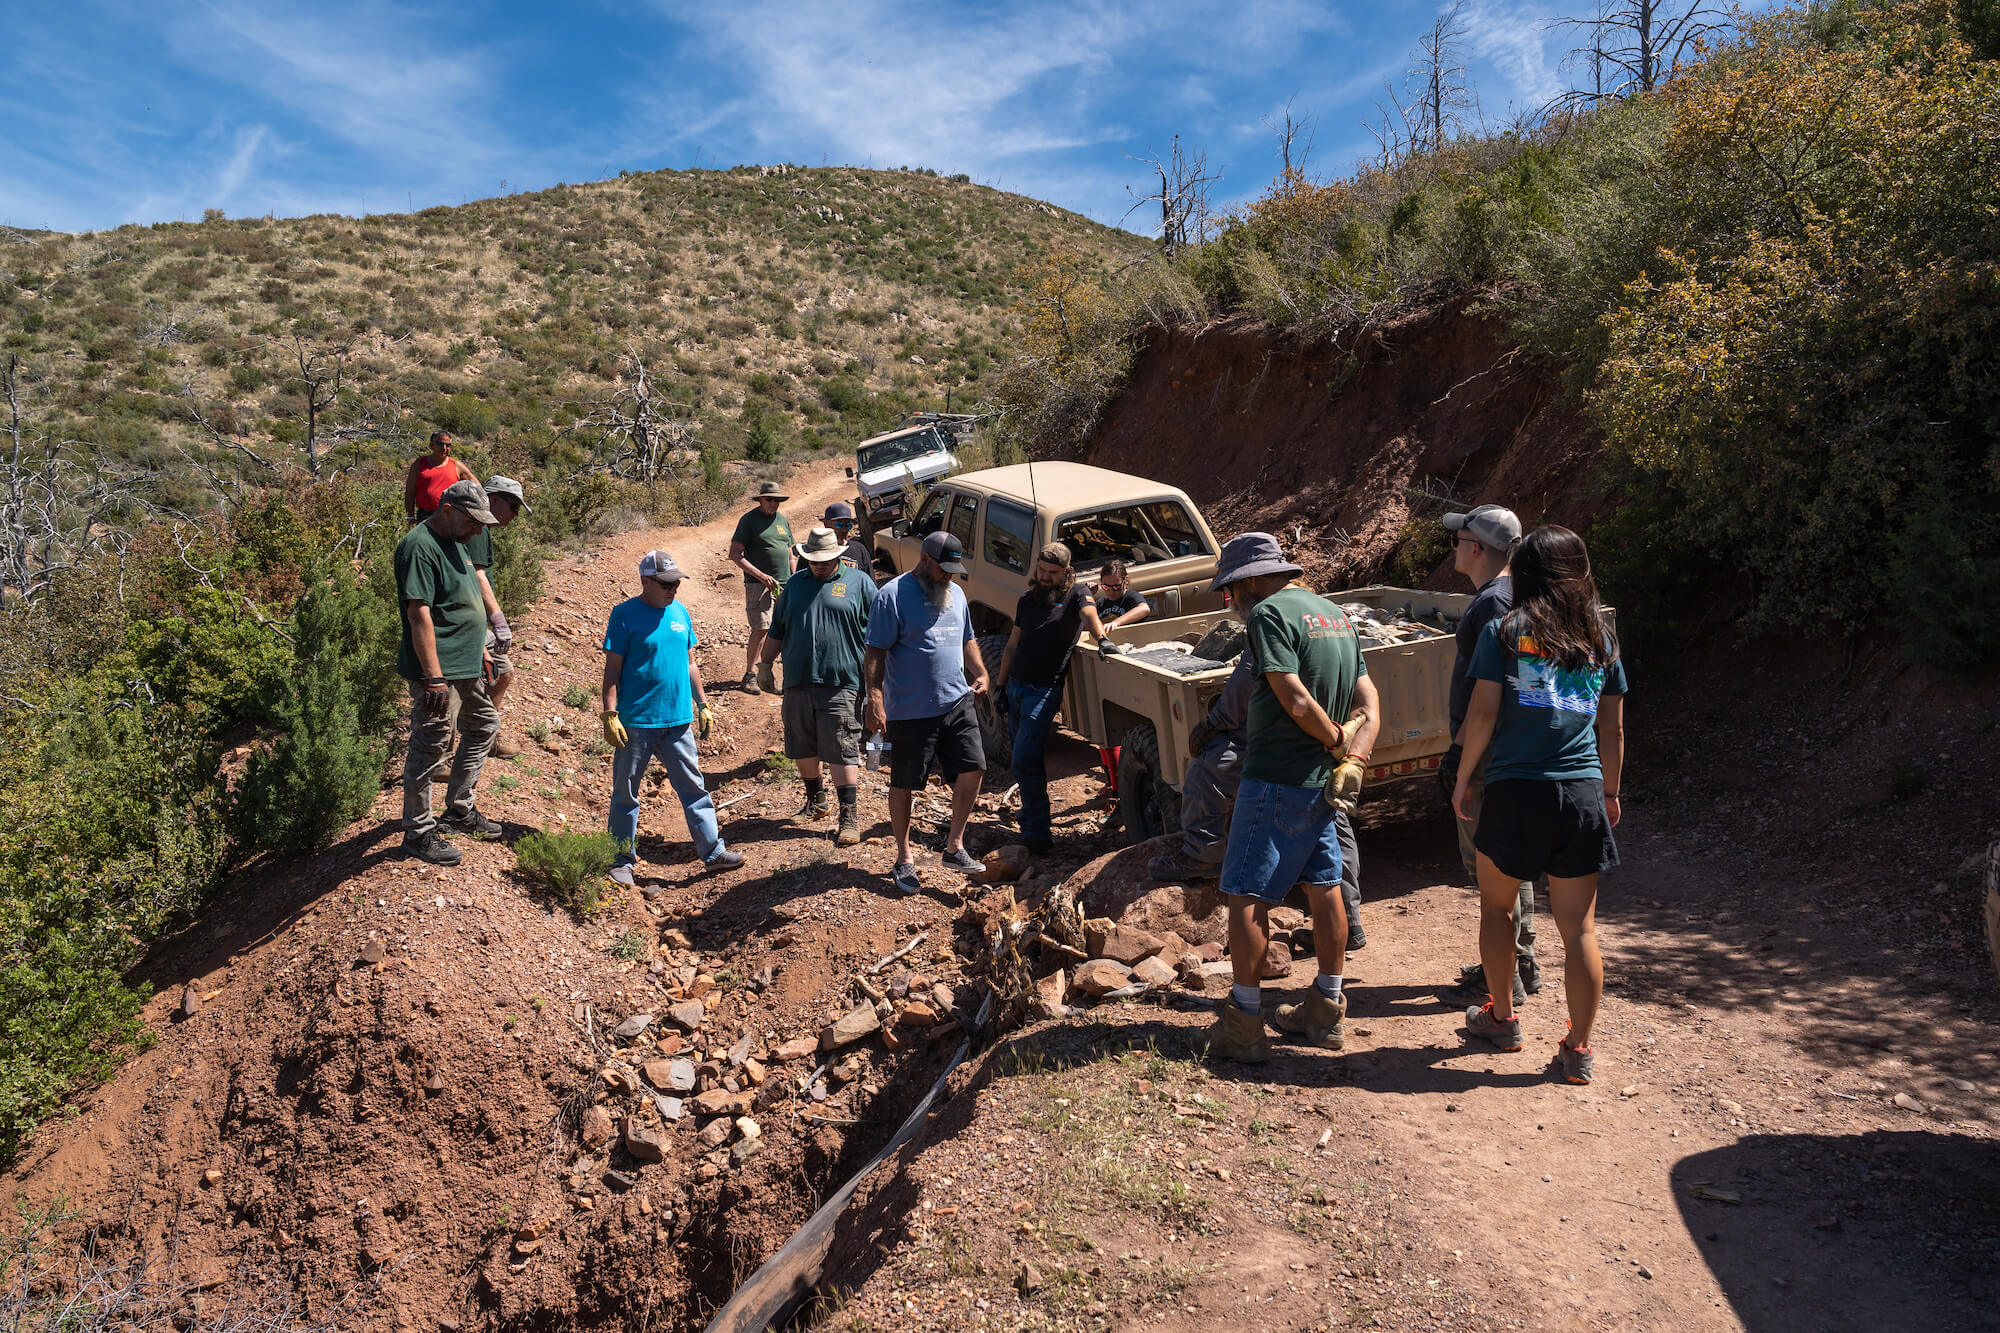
top-left (1455, 752), bottom-right (1540, 958)
top-left (402, 679), bottom-right (499, 836)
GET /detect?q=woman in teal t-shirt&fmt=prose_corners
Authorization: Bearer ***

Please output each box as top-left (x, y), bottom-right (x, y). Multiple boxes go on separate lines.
top-left (1451, 526), bottom-right (1626, 1086)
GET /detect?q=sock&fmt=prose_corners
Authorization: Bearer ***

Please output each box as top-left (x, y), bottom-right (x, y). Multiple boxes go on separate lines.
top-left (804, 776), bottom-right (825, 803)
top-left (836, 783), bottom-right (857, 809)
top-left (1231, 983), bottom-right (1262, 1014)
top-left (1315, 973), bottom-right (1344, 1001)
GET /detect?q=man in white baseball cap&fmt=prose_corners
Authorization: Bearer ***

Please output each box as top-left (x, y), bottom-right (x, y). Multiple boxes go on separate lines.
top-left (599, 550), bottom-right (742, 885)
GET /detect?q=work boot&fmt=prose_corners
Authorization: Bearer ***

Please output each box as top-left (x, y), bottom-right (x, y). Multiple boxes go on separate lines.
top-left (1271, 989), bottom-right (1346, 1050)
top-left (796, 791), bottom-right (832, 822)
top-left (1148, 848), bottom-right (1220, 882)
top-left (1207, 1000), bottom-right (1271, 1064)
top-left (1345, 907), bottom-right (1366, 951)
top-left (439, 806), bottom-right (502, 840)
top-left (835, 803), bottom-right (861, 846)
top-left (740, 670), bottom-right (761, 696)
top-left (490, 734), bottom-right (522, 759)
top-left (1517, 954), bottom-right (1543, 995)
top-left (1443, 960), bottom-right (1526, 1008)
top-left (401, 830), bottom-right (461, 866)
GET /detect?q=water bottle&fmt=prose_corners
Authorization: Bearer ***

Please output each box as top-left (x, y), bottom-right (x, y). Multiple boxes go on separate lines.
top-left (863, 733), bottom-right (889, 772)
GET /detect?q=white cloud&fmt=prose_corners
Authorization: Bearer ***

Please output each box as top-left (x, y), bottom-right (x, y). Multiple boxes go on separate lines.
top-left (1462, 0), bottom-right (1564, 106)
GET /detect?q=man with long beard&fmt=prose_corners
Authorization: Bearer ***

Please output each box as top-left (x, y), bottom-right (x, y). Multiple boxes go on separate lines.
top-left (989, 542), bottom-right (1113, 853)
top-left (863, 531), bottom-right (991, 895)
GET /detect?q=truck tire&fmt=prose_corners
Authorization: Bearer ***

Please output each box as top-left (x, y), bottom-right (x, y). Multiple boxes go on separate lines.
top-left (1119, 722), bottom-right (1182, 847)
top-left (1985, 839), bottom-right (2000, 994)
top-left (974, 632), bottom-right (1012, 772)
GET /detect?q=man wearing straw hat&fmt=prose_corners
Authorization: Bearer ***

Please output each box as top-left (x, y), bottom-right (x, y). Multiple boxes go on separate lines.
top-left (727, 480), bottom-right (795, 694)
top-left (760, 526), bottom-right (876, 847)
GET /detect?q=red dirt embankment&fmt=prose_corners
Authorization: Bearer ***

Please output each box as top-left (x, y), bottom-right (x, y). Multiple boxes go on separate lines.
top-left (1086, 299), bottom-right (1603, 588)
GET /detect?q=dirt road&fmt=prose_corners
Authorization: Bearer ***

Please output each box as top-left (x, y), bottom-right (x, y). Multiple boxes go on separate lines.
top-left (7, 457), bottom-right (1995, 1332)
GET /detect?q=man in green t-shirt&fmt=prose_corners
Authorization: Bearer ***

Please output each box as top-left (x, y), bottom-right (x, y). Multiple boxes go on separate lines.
top-left (395, 480), bottom-right (502, 865)
top-left (759, 527), bottom-right (876, 846)
top-left (727, 480), bottom-right (795, 695)
top-left (1206, 533), bottom-right (1380, 1064)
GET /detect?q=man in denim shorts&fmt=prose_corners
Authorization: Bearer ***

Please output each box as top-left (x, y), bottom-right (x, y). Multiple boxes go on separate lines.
top-left (1207, 533), bottom-right (1380, 1063)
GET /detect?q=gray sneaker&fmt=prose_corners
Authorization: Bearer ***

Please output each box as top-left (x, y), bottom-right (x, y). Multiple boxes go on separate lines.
top-left (402, 830), bottom-right (461, 866)
top-left (1443, 960), bottom-right (1527, 1007)
top-left (1555, 1030), bottom-right (1594, 1085)
top-left (940, 847), bottom-right (982, 874)
top-left (607, 865), bottom-right (636, 888)
top-left (1464, 1001), bottom-right (1524, 1052)
top-left (890, 862), bottom-right (921, 896)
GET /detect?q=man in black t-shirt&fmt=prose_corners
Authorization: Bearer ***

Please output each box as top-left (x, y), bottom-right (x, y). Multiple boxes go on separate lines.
top-left (991, 542), bottom-right (1112, 851)
top-left (822, 501), bottom-right (875, 577)
top-left (1436, 503), bottom-right (1544, 1007)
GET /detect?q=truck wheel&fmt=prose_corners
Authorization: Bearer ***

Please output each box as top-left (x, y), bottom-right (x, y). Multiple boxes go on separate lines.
top-left (974, 632), bottom-right (1013, 772)
top-left (1985, 839), bottom-right (2000, 994)
top-left (1119, 723), bottom-right (1182, 847)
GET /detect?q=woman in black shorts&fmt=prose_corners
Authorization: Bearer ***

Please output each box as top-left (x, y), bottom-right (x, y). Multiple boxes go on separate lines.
top-left (1450, 526), bottom-right (1626, 1084)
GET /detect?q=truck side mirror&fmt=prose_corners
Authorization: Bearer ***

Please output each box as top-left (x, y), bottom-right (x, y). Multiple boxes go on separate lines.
top-left (845, 466), bottom-right (855, 477)
top-left (891, 519), bottom-right (910, 539)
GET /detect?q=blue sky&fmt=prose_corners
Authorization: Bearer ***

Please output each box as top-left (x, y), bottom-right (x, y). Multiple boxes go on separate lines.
top-left (4, 0), bottom-right (1667, 235)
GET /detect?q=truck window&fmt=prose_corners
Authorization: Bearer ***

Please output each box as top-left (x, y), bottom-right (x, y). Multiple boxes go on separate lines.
top-left (1056, 499), bottom-right (1208, 569)
top-left (857, 427), bottom-right (947, 472)
top-left (911, 487), bottom-right (951, 537)
top-left (947, 492), bottom-right (979, 548)
top-left (984, 497), bottom-right (1035, 574)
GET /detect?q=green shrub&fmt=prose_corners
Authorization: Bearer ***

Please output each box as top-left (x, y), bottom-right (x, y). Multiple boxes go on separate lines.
top-left (562, 684), bottom-right (590, 708)
top-left (434, 391), bottom-right (499, 439)
top-left (609, 929), bottom-right (649, 962)
top-left (513, 830), bottom-right (621, 915)
top-left (232, 565), bottom-right (396, 854)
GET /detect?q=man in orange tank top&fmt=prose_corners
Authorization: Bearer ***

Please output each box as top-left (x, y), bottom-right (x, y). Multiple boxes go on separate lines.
top-left (404, 431), bottom-right (478, 522)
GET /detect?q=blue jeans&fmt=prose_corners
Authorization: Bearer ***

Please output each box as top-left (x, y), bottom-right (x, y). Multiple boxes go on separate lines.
top-left (608, 724), bottom-right (724, 867)
top-left (1006, 679), bottom-right (1062, 844)
top-left (1220, 776), bottom-right (1343, 905)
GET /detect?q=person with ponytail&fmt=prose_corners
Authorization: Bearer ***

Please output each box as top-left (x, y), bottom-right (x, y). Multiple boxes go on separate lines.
top-left (1451, 526), bottom-right (1626, 1085)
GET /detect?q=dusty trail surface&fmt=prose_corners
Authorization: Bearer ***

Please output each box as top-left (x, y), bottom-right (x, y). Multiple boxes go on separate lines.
top-left (7, 458), bottom-right (1997, 1333)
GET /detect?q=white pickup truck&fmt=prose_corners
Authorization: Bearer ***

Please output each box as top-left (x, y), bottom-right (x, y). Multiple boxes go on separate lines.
top-left (850, 420), bottom-right (962, 530)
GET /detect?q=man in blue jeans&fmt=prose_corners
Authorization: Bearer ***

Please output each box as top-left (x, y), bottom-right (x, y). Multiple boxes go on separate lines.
top-left (600, 550), bottom-right (745, 886)
top-left (1205, 533), bottom-right (1380, 1063)
top-left (990, 541), bottom-right (1114, 853)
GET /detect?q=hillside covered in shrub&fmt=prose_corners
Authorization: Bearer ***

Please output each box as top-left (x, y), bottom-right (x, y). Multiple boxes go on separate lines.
top-left (0, 167), bottom-right (1133, 1161)
top-left (999, 0), bottom-right (2000, 667)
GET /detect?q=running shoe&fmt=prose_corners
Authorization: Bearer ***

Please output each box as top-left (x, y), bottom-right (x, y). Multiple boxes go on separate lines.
top-left (439, 806), bottom-right (502, 840)
top-left (401, 830), bottom-right (461, 866)
top-left (1443, 960), bottom-right (1527, 1007)
top-left (1556, 1029), bottom-right (1594, 1085)
top-left (1465, 1001), bottom-right (1524, 1051)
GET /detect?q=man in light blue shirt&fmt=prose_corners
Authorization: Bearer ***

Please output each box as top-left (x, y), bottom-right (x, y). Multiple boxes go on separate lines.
top-left (864, 531), bottom-right (990, 894)
top-left (600, 550), bottom-right (745, 884)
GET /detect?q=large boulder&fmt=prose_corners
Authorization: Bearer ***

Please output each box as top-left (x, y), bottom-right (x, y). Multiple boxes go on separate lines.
top-left (1064, 840), bottom-right (1229, 947)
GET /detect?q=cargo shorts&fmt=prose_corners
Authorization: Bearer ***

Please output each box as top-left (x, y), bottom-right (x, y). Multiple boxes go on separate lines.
top-left (744, 578), bottom-right (777, 631)
top-left (782, 684), bottom-right (862, 765)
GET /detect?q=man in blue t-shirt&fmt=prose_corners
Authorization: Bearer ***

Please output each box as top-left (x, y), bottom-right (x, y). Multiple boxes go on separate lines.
top-left (1436, 503), bottom-right (1544, 1008)
top-left (600, 550), bottom-right (745, 884)
top-left (864, 531), bottom-right (990, 895)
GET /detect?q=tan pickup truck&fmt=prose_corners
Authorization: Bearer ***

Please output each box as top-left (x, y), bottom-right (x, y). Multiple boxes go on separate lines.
top-left (869, 462), bottom-right (1469, 840)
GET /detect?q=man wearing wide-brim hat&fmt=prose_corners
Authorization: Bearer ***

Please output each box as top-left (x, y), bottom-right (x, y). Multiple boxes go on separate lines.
top-left (395, 479), bottom-right (505, 865)
top-left (1204, 532), bottom-right (1381, 1063)
top-left (728, 480), bottom-right (795, 695)
top-left (457, 474), bottom-right (531, 759)
top-left (759, 526), bottom-right (877, 846)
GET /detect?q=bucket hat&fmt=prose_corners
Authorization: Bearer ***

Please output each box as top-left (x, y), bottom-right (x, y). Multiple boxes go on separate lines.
top-left (1210, 532), bottom-right (1302, 591)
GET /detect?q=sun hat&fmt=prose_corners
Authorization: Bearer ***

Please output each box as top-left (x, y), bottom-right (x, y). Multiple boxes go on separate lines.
top-left (482, 475), bottom-right (530, 513)
top-left (638, 549), bottom-right (685, 582)
top-left (1443, 504), bottom-right (1522, 551)
top-left (921, 530), bottom-right (968, 576)
top-left (753, 480), bottom-right (789, 501)
top-left (795, 526), bottom-right (846, 562)
top-left (1209, 532), bottom-right (1302, 591)
top-left (438, 479), bottom-right (498, 525)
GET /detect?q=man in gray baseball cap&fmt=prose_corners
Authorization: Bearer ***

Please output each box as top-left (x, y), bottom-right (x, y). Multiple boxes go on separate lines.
top-left (394, 479), bottom-right (502, 864)
top-left (1436, 503), bottom-right (1545, 1008)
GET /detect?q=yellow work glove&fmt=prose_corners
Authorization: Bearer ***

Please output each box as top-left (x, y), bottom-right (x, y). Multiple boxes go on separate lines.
top-left (600, 710), bottom-right (628, 749)
top-left (1325, 755), bottom-right (1367, 814)
top-left (696, 702), bottom-right (715, 741)
top-left (755, 660), bottom-right (777, 694)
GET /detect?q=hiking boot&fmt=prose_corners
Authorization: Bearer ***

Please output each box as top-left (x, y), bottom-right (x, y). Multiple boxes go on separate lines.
top-left (941, 847), bottom-right (982, 874)
top-left (796, 793), bottom-right (832, 822)
top-left (1346, 908), bottom-right (1367, 952)
top-left (608, 865), bottom-right (636, 888)
top-left (439, 806), bottom-right (502, 840)
top-left (401, 830), bottom-right (461, 866)
top-left (1465, 1001), bottom-right (1524, 1052)
top-left (835, 804), bottom-right (861, 846)
top-left (490, 734), bottom-right (522, 759)
top-left (1147, 848), bottom-right (1220, 882)
top-left (890, 862), bottom-right (921, 896)
top-left (1208, 999), bottom-right (1271, 1064)
top-left (704, 849), bottom-right (745, 871)
top-left (740, 671), bottom-right (761, 696)
top-left (1518, 954), bottom-right (1543, 996)
top-left (1271, 988), bottom-right (1346, 1050)
top-left (1443, 960), bottom-right (1527, 1007)
top-left (1556, 1032), bottom-right (1594, 1085)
